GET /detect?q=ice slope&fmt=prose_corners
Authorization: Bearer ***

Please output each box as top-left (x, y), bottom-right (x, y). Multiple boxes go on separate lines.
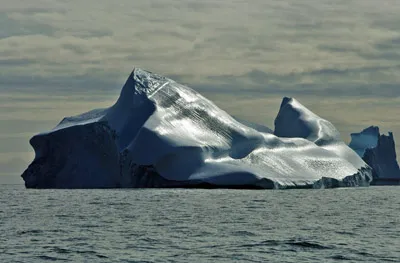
top-left (22, 68), bottom-right (372, 189)
top-left (349, 126), bottom-right (400, 185)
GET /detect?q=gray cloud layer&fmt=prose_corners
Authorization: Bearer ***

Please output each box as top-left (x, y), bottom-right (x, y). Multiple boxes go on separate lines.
top-left (0, 0), bottom-right (399, 90)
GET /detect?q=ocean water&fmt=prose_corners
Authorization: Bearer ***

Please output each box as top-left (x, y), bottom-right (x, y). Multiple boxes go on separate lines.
top-left (1, 185), bottom-right (399, 263)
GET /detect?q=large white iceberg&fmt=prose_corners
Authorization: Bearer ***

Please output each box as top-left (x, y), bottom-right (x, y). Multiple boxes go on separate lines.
top-left (22, 69), bottom-right (372, 189)
top-left (349, 126), bottom-right (400, 185)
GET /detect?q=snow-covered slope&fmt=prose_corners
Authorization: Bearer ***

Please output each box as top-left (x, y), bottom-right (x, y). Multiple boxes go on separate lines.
top-left (22, 69), bottom-right (372, 189)
top-left (349, 126), bottom-right (400, 185)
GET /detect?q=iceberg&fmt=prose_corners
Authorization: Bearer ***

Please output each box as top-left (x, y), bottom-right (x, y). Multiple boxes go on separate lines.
top-left (22, 68), bottom-right (372, 189)
top-left (349, 126), bottom-right (400, 185)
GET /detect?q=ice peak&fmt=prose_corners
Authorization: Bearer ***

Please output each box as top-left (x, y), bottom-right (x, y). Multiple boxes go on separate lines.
top-left (274, 97), bottom-right (341, 144)
top-left (351, 126), bottom-right (380, 137)
top-left (118, 68), bottom-right (172, 101)
top-left (279, 97), bottom-right (294, 109)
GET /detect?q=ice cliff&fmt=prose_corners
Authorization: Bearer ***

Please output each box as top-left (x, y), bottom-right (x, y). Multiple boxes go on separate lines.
top-left (349, 126), bottom-right (400, 185)
top-left (22, 68), bottom-right (372, 189)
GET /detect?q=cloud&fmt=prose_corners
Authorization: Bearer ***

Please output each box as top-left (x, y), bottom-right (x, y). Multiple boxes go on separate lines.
top-left (0, 157), bottom-right (27, 174)
top-left (0, 120), bottom-right (58, 135)
top-left (193, 67), bottom-right (400, 98)
top-left (375, 37), bottom-right (400, 50)
top-left (0, 0), bottom-right (399, 89)
top-left (0, 157), bottom-right (27, 184)
top-left (0, 73), bottom-right (122, 93)
top-left (0, 58), bottom-right (38, 67)
top-left (0, 137), bottom-right (32, 154)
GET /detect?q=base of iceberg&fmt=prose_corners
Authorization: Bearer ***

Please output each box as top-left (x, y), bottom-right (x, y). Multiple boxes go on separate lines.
top-left (22, 68), bottom-right (373, 189)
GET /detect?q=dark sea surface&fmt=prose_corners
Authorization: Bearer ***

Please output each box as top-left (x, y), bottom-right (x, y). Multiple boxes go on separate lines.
top-left (1, 185), bottom-right (399, 263)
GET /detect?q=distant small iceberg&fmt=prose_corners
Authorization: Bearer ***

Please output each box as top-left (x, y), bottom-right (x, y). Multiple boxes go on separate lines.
top-left (349, 126), bottom-right (400, 185)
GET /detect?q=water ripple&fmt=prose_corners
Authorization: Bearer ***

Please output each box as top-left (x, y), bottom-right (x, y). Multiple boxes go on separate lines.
top-left (1, 185), bottom-right (399, 262)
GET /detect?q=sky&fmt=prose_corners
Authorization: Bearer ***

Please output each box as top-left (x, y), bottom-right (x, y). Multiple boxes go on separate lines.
top-left (1, 0), bottom-right (399, 184)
